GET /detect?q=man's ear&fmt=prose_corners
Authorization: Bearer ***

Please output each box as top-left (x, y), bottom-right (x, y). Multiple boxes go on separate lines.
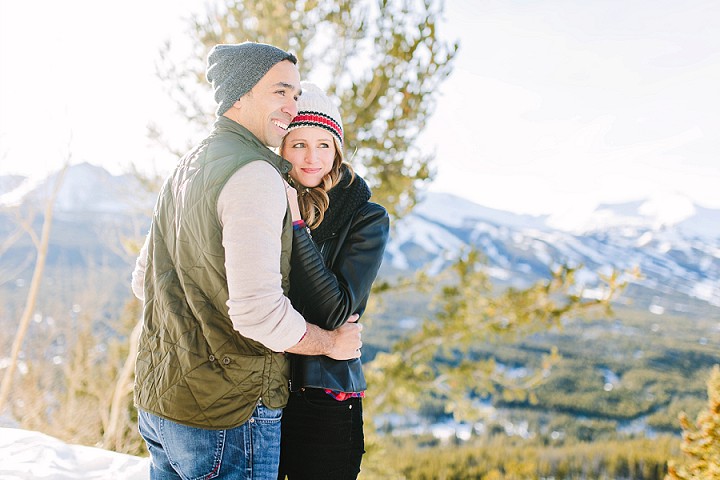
top-left (230, 99), bottom-right (244, 111)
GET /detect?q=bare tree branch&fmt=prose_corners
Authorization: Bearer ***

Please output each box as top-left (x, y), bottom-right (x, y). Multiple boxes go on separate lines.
top-left (0, 161), bottom-right (69, 413)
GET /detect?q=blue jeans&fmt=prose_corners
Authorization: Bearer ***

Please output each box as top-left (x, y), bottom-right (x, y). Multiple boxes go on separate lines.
top-left (138, 402), bottom-right (282, 480)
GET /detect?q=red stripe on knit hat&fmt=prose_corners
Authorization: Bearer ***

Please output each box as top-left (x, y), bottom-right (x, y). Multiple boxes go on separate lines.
top-left (288, 112), bottom-right (343, 145)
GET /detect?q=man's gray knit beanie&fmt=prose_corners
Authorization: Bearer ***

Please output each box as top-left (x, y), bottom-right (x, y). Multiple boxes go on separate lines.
top-left (206, 42), bottom-right (297, 116)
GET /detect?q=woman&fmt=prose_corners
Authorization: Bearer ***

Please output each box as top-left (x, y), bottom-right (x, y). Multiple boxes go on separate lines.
top-left (278, 82), bottom-right (390, 480)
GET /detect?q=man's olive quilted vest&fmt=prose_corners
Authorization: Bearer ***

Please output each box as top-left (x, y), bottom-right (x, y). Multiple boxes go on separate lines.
top-left (134, 117), bottom-right (294, 429)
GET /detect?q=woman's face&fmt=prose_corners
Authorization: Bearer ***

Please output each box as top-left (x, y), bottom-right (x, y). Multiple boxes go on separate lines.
top-left (281, 127), bottom-right (336, 188)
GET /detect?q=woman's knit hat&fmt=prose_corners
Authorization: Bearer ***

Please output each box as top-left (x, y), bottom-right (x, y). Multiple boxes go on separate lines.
top-left (206, 42), bottom-right (297, 116)
top-left (287, 82), bottom-right (344, 146)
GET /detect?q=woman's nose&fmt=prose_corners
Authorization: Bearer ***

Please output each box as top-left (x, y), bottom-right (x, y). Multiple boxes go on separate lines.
top-left (304, 148), bottom-right (316, 163)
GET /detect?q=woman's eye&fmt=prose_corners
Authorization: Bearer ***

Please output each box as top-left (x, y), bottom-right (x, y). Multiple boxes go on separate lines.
top-left (292, 142), bottom-right (305, 148)
top-left (319, 143), bottom-right (330, 148)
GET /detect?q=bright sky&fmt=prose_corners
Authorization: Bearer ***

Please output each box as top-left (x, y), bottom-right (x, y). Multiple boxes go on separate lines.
top-left (1, 0), bottom-right (719, 215)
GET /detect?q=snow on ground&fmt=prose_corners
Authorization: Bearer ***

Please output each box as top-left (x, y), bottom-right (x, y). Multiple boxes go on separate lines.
top-left (0, 427), bottom-right (149, 480)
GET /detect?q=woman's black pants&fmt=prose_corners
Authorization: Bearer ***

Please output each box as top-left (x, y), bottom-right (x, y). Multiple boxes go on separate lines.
top-left (278, 388), bottom-right (365, 480)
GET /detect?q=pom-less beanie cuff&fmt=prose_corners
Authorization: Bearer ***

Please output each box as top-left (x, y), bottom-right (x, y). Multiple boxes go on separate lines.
top-left (206, 42), bottom-right (297, 116)
top-left (287, 82), bottom-right (344, 147)
top-left (289, 112), bottom-right (344, 147)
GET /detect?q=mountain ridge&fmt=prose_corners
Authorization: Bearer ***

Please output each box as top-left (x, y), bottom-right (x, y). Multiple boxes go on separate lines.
top-left (2, 163), bottom-right (719, 311)
top-left (3, 163), bottom-right (718, 236)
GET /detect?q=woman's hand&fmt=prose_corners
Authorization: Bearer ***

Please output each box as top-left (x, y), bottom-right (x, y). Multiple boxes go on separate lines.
top-left (285, 181), bottom-right (302, 222)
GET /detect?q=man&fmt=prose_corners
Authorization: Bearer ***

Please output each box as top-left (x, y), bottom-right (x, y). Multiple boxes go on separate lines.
top-left (131, 42), bottom-right (363, 479)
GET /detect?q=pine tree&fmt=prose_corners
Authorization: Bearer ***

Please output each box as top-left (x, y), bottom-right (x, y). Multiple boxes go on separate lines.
top-left (365, 250), bottom-right (629, 418)
top-left (666, 365), bottom-right (720, 479)
top-left (153, 0), bottom-right (458, 218)
top-left (360, 250), bottom-right (634, 479)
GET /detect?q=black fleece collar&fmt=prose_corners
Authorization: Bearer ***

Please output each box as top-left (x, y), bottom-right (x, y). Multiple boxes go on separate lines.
top-left (312, 168), bottom-right (371, 243)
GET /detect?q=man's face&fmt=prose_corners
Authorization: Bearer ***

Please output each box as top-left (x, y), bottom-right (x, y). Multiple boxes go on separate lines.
top-left (234, 60), bottom-right (301, 148)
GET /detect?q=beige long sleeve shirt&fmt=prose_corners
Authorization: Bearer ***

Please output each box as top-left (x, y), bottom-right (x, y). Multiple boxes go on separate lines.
top-left (132, 161), bottom-right (306, 352)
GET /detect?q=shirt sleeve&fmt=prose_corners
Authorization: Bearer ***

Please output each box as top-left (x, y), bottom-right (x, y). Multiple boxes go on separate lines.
top-left (217, 161), bottom-right (307, 352)
top-left (131, 231), bottom-right (150, 301)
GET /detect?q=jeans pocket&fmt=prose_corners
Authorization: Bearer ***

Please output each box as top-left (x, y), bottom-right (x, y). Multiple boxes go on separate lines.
top-left (253, 402), bottom-right (283, 424)
top-left (249, 404), bottom-right (282, 479)
top-left (159, 418), bottom-right (225, 480)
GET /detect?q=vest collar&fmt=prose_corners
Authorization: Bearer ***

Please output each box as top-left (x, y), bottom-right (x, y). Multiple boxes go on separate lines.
top-left (213, 116), bottom-right (292, 175)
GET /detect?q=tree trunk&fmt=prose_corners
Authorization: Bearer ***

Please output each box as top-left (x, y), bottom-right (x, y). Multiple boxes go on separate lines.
top-left (0, 166), bottom-right (68, 414)
top-left (103, 318), bottom-right (142, 450)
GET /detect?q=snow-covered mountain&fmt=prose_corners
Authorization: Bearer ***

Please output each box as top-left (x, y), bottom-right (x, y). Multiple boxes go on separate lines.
top-left (0, 162), bottom-right (154, 216)
top-left (388, 191), bottom-right (720, 309)
top-left (2, 164), bottom-right (719, 310)
top-left (546, 195), bottom-right (720, 239)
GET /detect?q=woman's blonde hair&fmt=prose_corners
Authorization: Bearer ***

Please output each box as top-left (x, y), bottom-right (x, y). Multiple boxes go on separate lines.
top-left (283, 135), bottom-right (355, 230)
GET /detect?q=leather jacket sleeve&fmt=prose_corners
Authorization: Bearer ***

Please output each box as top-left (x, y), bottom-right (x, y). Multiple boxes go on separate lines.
top-left (289, 203), bottom-right (390, 330)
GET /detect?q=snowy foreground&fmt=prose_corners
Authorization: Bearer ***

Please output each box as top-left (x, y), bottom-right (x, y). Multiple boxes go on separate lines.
top-left (0, 427), bottom-right (149, 479)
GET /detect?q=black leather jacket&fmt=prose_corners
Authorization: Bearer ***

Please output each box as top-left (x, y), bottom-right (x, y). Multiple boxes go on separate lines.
top-left (287, 170), bottom-right (390, 393)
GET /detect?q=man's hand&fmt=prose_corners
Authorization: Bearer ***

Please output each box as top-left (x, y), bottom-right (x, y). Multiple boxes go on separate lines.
top-left (286, 314), bottom-right (363, 359)
top-left (327, 315), bottom-right (362, 360)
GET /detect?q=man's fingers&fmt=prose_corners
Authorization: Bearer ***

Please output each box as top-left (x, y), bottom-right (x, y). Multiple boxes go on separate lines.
top-left (327, 319), bottom-right (364, 360)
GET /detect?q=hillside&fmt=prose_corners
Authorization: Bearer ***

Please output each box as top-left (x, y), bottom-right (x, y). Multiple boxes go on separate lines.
top-left (1, 163), bottom-right (719, 443)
